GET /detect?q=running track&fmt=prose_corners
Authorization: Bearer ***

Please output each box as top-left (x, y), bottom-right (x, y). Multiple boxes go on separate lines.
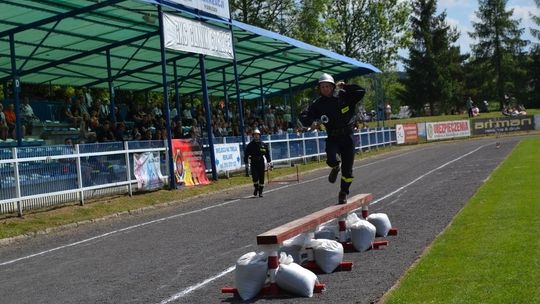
top-left (0, 135), bottom-right (533, 304)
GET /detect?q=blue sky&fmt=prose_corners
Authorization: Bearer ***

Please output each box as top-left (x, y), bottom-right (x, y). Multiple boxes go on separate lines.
top-left (438, 0), bottom-right (539, 53)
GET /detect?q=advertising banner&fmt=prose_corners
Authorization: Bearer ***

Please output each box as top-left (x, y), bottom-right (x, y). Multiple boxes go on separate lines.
top-left (163, 13), bottom-right (233, 59)
top-left (133, 152), bottom-right (165, 191)
top-left (168, 0), bottom-right (230, 19)
top-left (214, 143), bottom-right (241, 172)
top-left (395, 123), bottom-right (419, 144)
top-left (471, 115), bottom-right (535, 135)
top-left (172, 139), bottom-right (210, 188)
top-left (426, 120), bottom-right (471, 141)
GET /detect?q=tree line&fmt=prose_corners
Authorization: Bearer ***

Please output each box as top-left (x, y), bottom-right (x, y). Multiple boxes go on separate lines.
top-left (231, 0), bottom-right (540, 115)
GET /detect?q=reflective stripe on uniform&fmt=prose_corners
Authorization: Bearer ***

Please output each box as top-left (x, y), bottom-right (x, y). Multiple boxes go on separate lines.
top-left (341, 176), bottom-right (353, 183)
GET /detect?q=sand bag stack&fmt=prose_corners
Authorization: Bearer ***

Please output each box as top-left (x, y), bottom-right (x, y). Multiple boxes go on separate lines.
top-left (366, 213), bottom-right (392, 237)
top-left (349, 220), bottom-right (377, 252)
top-left (275, 253), bottom-right (318, 297)
top-left (311, 239), bottom-right (344, 273)
top-left (234, 252), bottom-right (268, 300)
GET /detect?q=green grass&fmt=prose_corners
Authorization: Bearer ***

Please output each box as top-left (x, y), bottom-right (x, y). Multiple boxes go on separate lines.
top-left (0, 146), bottom-right (398, 239)
top-left (382, 138), bottom-right (540, 304)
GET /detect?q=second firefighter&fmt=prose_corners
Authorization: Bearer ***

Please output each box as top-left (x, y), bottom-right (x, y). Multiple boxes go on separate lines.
top-left (244, 129), bottom-right (272, 197)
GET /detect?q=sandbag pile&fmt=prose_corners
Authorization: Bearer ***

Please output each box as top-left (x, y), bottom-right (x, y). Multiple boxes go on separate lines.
top-left (311, 239), bottom-right (344, 273)
top-left (314, 222), bottom-right (338, 240)
top-left (234, 252), bottom-right (268, 300)
top-left (366, 213), bottom-right (392, 237)
top-left (349, 220), bottom-right (376, 252)
top-left (279, 233), bottom-right (312, 264)
top-left (275, 253), bottom-right (318, 297)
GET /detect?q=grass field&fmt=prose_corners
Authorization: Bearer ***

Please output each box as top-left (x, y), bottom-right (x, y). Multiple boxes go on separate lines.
top-left (382, 138), bottom-right (540, 303)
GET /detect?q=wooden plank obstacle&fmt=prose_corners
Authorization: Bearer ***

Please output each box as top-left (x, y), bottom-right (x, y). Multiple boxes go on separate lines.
top-left (222, 193), bottom-right (398, 298)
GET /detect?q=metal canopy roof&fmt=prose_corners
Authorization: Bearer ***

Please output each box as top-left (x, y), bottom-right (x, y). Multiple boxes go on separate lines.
top-left (0, 0), bottom-right (380, 100)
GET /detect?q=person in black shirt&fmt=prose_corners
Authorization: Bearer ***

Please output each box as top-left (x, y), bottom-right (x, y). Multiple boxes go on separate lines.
top-left (300, 73), bottom-right (366, 204)
top-left (244, 129), bottom-right (272, 197)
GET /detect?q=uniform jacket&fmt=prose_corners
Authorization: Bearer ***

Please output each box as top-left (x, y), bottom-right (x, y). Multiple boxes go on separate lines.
top-left (300, 84), bottom-right (366, 132)
top-left (244, 139), bottom-right (271, 165)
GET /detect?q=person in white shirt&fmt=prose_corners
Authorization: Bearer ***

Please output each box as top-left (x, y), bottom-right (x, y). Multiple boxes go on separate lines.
top-left (21, 97), bottom-right (39, 136)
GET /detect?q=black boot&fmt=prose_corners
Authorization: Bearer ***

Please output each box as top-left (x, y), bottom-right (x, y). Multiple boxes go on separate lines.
top-left (338, 191), bottom-right (347, 204)
top-left (253, 184), bottom-right (259, 196)
top-left (258, 186), bottom-right (264, 197)
top-left (328, 165), bottom-right (340, 183)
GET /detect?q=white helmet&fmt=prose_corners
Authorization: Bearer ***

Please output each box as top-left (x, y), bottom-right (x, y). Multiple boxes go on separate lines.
top-left (253, 129), bottom-right (261, 135)
top-left (318, 73), bottom-right (335, 85)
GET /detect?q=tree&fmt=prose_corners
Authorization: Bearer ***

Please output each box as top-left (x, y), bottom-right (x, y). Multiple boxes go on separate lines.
top-left (289, 0), bottom-right (331, 47)
top-left (325, 0), bottom-right (411, 71)
top-left (469, 0), bottom-right (528, 110)
top-left (230, 0), bottom-right (296, 35)
top-left (528, 0), bottom-right (540, 106)
top-left (531, 0), bottom-right (540, 41)
top-left (400, 0), bottom-right (464, 116)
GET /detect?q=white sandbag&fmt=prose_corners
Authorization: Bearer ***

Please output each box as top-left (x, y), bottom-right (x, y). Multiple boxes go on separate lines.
top-left (235, 252), bottom-right (268, 300)
top-left (314, 223), bottom-right (338, 240)
top-left (312, 239), bottom-right (344, 274)
top-left (275, 254), bottom-right (317, 298)
top-left (367, 213), bottom-right (392, 237)
top-left (280, 233), bottom-right (313, 263)
top-left (346, 212), bottom-right (362, 227)
top-left (350, 220), bottom-right (376, 252)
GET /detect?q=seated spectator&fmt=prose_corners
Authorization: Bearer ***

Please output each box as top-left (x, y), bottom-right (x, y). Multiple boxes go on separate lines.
top-left (90, 110), bottom-right (100, 130)
top-left (79, 112), bottom-right (97, 143)
top-left (4, 103), bottom-right (25, 139)
top-left (59, 97), bottom-right (82, 126)
top-left (113, 106), bottom-right (124, 123)
top-left (0, 104), bottom-right (8, 140)
top-left (100, 99), bottom-right (111, 122)
top-left (472, 106), bottom-right (480, 117)
top-left (21, 97), bottom-right (39, 136)
top-left (113, 122), bottom-right (127, 141)
top-left (517, 104), bottom-right (527, 115)
top-left (95, 120), bottom-right (115, 142)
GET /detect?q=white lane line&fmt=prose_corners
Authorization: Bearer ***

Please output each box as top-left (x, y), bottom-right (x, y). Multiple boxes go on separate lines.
top-left (158, 266), bottom-right (236, 304)
top-left (0, 198), bottom-right (241, 266)
top-left (370, 144), bottom-right (486, 206)
top-left (0, 146), bottom-right (426, 267)
top-left (155, 145), bottom-right (487, 302)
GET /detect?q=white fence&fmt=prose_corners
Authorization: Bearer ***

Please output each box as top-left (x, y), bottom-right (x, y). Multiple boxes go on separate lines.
top-left (0, 128), bottom-right (395, 216)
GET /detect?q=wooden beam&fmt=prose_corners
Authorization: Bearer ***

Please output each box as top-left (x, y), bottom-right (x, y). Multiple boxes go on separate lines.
top-left (257, 193), bottom-right (373, 245)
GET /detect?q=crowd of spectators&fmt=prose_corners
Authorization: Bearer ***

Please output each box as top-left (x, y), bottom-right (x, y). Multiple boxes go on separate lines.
top-left (2, 87), bottom-right (376, 144)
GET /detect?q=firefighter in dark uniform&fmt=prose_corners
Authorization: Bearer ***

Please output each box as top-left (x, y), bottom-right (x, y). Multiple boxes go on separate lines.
top-left (244, 129), bottom-right (272, 197)
top-left (300, 73), bottom-right (366, 204)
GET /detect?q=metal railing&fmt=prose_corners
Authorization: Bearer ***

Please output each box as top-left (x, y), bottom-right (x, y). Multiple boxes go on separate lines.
top-left (0, 128), bottom-right (395, 216)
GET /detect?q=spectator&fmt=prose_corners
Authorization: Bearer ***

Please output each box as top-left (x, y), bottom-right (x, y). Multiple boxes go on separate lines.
top-left (0, 104), bottom-right (8, 140)
top-left (99, 99), bottom-right (111, 122)
top-left (385, 103), bottom-right (392, 120)
top-left (4, 103), bottom-right (25, 139)
top-left (466, 97), bottom-right (474, 118)
top-left (95, 120), bottom-right (115, 142)
top-left (59, 97), bottom-right (82, 126)
top-left (82, 87), bottom-right (93, 109)
top-left (21, 97), bottom-right (39, 136)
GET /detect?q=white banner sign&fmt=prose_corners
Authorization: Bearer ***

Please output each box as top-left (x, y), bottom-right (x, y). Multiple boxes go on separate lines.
top-left (426, 120), bottom-right (471, 141)
top-left (133, 152), bottom-right (165, 191)
top-left (214, 143), bottom-right (241, 172)
top-left (163, 13), bottom-right (233, 59)
top-left (168, 0), bottom-right (230, 19)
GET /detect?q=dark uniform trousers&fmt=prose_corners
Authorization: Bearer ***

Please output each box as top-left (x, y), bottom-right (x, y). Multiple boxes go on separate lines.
top-left (250, 158), bottom-right (266, 189)
top-left (326, 133), bottom-right (355, 194)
